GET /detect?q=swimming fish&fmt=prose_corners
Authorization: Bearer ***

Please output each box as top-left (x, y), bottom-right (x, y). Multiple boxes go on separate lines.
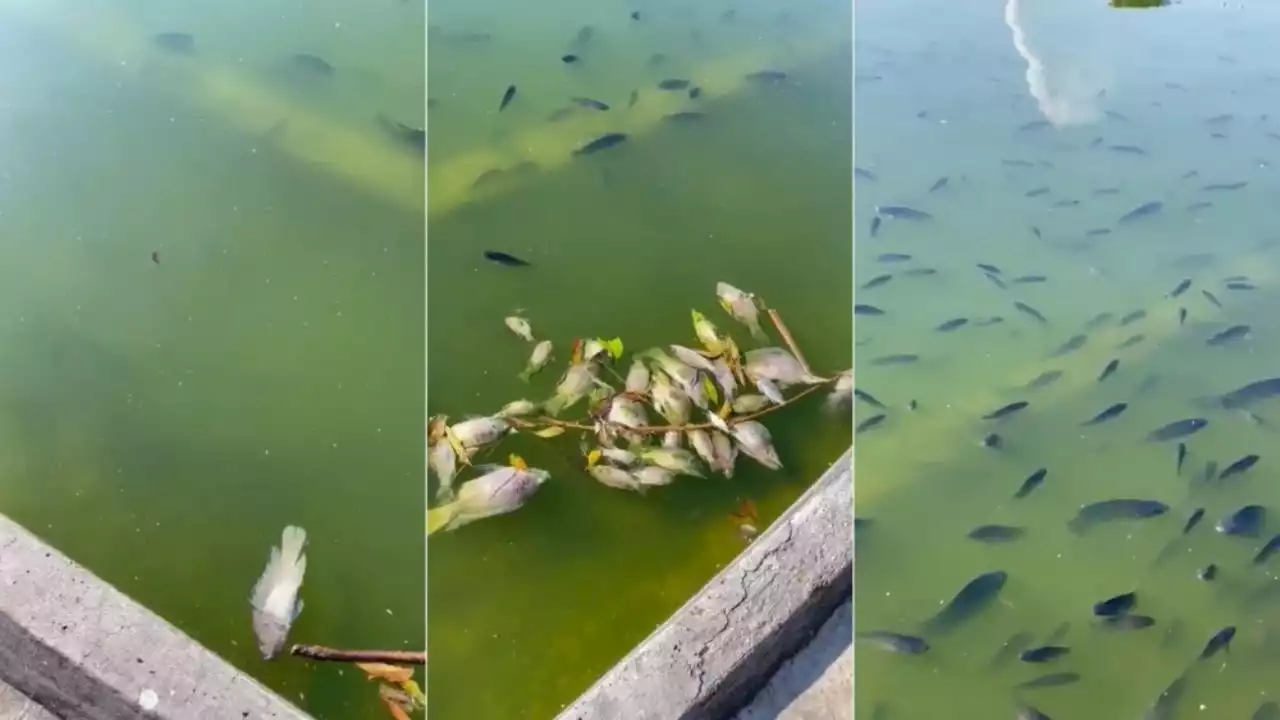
top-left (484, 250), bottom-right (531, 267)
top-left (920, 570), bottom-right (1007, 636)
top-left (499, 84), bottom-right (518, 111)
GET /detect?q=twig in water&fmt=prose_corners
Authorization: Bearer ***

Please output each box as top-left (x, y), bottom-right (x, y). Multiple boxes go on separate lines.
top-left (290, 645), bottom-right (426, 666)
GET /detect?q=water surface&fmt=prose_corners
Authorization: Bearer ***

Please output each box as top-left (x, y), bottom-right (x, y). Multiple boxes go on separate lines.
top-left (856, 0), bottom-right (1280, 717)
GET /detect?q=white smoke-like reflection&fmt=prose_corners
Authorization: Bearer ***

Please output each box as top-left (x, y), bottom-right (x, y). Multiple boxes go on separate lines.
top-left (1004, 0), bottom-right (1107, 127)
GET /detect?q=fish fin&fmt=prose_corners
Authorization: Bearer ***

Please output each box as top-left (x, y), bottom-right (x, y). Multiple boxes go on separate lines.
top-left (293, 599), bottom-right (305, 621)
top-left (427, 504), bottom-right (459, 535)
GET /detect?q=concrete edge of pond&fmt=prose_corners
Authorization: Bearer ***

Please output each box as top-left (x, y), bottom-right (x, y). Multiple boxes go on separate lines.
top-left (0, 513), bottom-right (313, 720)
top-left (556, 447), bottom-right (853, 720)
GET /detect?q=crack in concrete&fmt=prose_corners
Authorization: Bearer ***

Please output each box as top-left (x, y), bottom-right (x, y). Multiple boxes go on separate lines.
top-left (691, 521), bottom-right (797, 704)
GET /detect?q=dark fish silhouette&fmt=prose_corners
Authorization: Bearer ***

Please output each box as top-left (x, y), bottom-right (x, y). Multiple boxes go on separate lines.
top-left (1168, 278), bottom-right (1192, 297)
top-left (571, 97), bottom-right (610, 111)
top-left (1019, 645), bottom-right (1069, 663)
top-left (857, 631), bottom-right (929, 654)
top-left (1254, 534), bottom-right (1280, 565)
top-left (1069, 499), bottom-right (1168, 534)
top-left (1202, 289), bottom-right (1222, 307)
top-left (871, 354), bottom-right (919, 366)
top-left (855, 304), bottom-right (885, 316)
top-left (1253, 701), bottom-right (1280, 720)
top-left (1183, 508), bottom-right (1204, 534)
top-left (1018, 672), bottom-right (1081, 689)
top-left (745, 70), bottom-right (787, 84)
top-left (1217, 505), bottom-right (1265, 536)
top-left (935, 318), bottom-right (969, 332)
top-left (1119, 201), bottom-right (1163, 223)
top-left (876, 205), bottom-right (933, 221)
top-left (1207, 324), bottom-right (1250, 346)
top-left (376, 115), bottom-right (425, 155)
top-left (929, 177), bottom-right (949, 193)
top-left (1117, 334), bottom-right (1145, 350)
top-left (967, 525), bottom-right (1026, 543)
top-left (1093, 591), bottom-right (1136, 617)
top-left (658, 78), bottom-right (691, 90)
top-left (1098, 358), bottom-right (1120, 383)
top-left (1014, 468), bottom-right (1047, 499)
top-left (1120, 309), bottom-right (1147, 325)
top-left (862, 274), bottom-right (893, 290)
top-left (1220, 378), bottom-right (1280, 409)
top-left (920, 570), bottom-right (1007, 636)
top-left (1146, 418), bottom-right (1208, 442)
top-left (499, 85), bottom-right (518, 111)
top-left (152, 32), bottom-right (195, 54)
top-left (1025, 370), bottom-right (1063, 390)
top-left (1101, 614), bottom-right (1155, 631)
top-left (573, 133), bottom-right (628, 155)
top-left (984, 401), bottom-right (1029, 420)
top-left (1083, 403), bottom-right (1127, 426)
top-left (483, 251), bottom-right (531, 267)
top-left (856, 414), bottom-right (887, 434)
top-left (1199, 563), bottom-right (1218, 581)
top-left (1051, 334), bottom-right (1087, 357)
top-left (1176, 443), bottom-right (1188, 475)
top-left (1199, 626), bottom-right (1236, 660)
top-left (1218, 454), bottom-right (1260, 480)
top-left (854, 389), bottom-right (887, 408)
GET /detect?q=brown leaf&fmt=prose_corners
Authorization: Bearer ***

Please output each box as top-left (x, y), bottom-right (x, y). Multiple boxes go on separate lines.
top-left (356, 662), bottom-right (414, 685)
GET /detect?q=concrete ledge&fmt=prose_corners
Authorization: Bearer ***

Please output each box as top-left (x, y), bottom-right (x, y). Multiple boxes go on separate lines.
top-left (0, 514), bottom-right (311, 720)
top-left (557, 448), bottom-right (852, 720)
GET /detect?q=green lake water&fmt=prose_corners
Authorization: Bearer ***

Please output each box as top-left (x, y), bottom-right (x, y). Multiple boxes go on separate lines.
top-left (0, 1), bottom-right (424, 718)
top-left (855, 0), bottom-right (1280, 718)
top-left (425, 0), bottom-right (851, 716)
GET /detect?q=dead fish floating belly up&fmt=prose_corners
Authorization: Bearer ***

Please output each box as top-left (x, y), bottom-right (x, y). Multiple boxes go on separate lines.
top-left (573, 133), bottom-right (628, 156)
top-left (250, 525), bottom-right (308, 660)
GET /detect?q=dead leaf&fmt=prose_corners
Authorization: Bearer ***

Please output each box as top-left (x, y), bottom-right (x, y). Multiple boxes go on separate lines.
top-left (508, 453), bottom-right (529, 470)
top-left (532, 426), bottom-right (566, 439)
top-left (356, 662), bottom-right (414, 685)
top-left (380, 696), bottom-right (412, 720)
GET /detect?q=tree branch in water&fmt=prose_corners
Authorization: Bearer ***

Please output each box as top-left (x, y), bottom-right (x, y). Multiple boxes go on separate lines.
top-left (290, 645), bottom-right (426, 666)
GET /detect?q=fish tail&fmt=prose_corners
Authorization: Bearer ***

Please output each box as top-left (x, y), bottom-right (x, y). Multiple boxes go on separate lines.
top-left (427, 503), bottom-right (459, 536)
top-left (748, 320), bottom-right (767, 341)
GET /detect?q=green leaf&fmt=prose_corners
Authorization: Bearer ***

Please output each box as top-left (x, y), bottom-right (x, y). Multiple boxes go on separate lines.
top-left (604, 337), bottom-right (625, 360)
top-left (702, 375), bottom-right (719, 405)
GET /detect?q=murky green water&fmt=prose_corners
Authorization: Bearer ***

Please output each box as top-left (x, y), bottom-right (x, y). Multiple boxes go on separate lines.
top-left (0, 1), bottom-right (423, 718)
top-left (425, 0), bottom-right (850, 716)
top-left (855, 0), bottom-right (1280, 718)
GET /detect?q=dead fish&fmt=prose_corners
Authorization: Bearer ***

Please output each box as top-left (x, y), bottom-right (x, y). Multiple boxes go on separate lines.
top-left (1083, 403), bottom-right (1127, 426)
top-left (1146, 418), bottom-right (1208, 442)
top-left (250, 525), bottom-right (308, 659)
top-left (573, 133), bottom-right (628, 156)
top-left (499, 84), bottom-right (518, 111)
top-left (152, 31), bottom-right (195, 54)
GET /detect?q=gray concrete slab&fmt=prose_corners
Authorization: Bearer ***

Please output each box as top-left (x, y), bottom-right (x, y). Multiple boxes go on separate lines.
top-left (0, 513), bottom-right (312, 720)
top-left (0, 679), bottom-right (57, 720)
top-left (734, 600), bottom-right (851, 720)
top-left (556, 449), bottom-right (852, 720)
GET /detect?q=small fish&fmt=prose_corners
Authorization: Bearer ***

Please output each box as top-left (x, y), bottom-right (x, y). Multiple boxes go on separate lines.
top-left (561, 54), bottom-right (579, 64)
top-left (1016, 705), bottom-right (1051, 720)
top-left (1202, 461), bottom-right (1219, 484)
top-left (1101, 614), bottom-right (1155, 631)
top-left (1019, 646), bottom-right (1069, 663)
top-left (484, 250), bottom-right (531, 267)
top-left (1255, 534), bottom-right (1280, 565)
top-left (250, 525), bottom-right (308, 659)
top-left (1014, 468), bottom-right (1047, 499)
top-left (857, 630), bottom-right (930, 654)
top-left (1178, 307), bottom-right (1188, 326)
top-left (1176, 443), bottom-right (1188, 475)
top-left (574, 133), bottom-right (628, 155)
top-left (499, 84), bottom-right (518, 111)
top-left (977, 262), bottom-right (1003, 275)
top-left (1220, 377), bottom-right (1280, 409)
top-left (984, 401), bottom-right (1029, 420)
top-left (664, 111), bottom-right (706, 122)
top-left (1217, 505), bottom-right (1266, 537)
top-left (1183, 507), bottom-right (1204, 534)
top-left (1012, 275), bottom-right (1047, 284)
top-left (981, 433), bottom-right (1002, 449)
top-left (1120, 309), bottom-right (1147, 326)
top-left (967, 525), bottom-right (1026, 543)
top-left (1086, 228), bottom-right (1112, 237)
top-left (1051, 334), bottom-right (1087, 357)
top-left (854, 389), bottom-right (887, 408)
top-left (920, 570), bottom-right (1008, 636)
top-left (1202, 181), bottom-right (1247, 191)
top-left (871, 354), bottom-right (919, 366)
top-left (571, 97), bottom-right (610, 111)
top-left (1025, 187), bottom-right (1050, 197)
top-left (1199, 626), bottom-right (1236, 660)
top-left (1097, 358), bottom-right (1119, 383)
top-left (855, 167), bottom-right (877, 181)
top-left (151, 251), bottom-right (160, 265)
top-left (1168, 278), bottom-right (1192, 297)
top-left (1146, 418), bottom-right (1208, 442)
top-left (1018, 672), bottom-right (1081, 689)
top-left (875, 205), bottom-right (933, 221)
top-left (1025, 370), bottom-right (1063, 390)
top-left (1084, 312), bottom-right (1115, 330)
top-left (1068, 499), bottom-right (1169, 535)
top-left (1218, 454), bottom-right (1260, 480)
top-left (1253, 702), bottom-right (1280, 720)
top-left (928, 177), bottom-right (949, 193)
top-left (1207, 325), bottom-right (1250, 346)
top-left (1083, 403), bottom-right (1127, 426)
top-left (1093, 591), bottom-right (1137, 617)
top-left (878, 253), bottom-right (912, 262)
top-left (1117, 334), bottom-right (1145, 350)
top-left (856, 414), bottom-right (887, 434)
top-left (869, 215), bottom-right (882, 237)
top-left (152, 31), bottom-right (195, 54)
top-left (1110, 144), bottom-right (1146, 155)
top-left (1227, 281), bottom-right (1258, 291)
top-left (658, 78), bottom-right (691, 90)
top-left (1199, 563), bottom-right (1219, 581)
top-left (745, 70), bottom-right (787, 84)
top-left (1202, 289), bottom-right (1222, 308)
top-left (1119, 201), bottom-right (1163, 223)
top-left (935, 318), bottom-right (969, 332)
top-left (862, 274), bottom-right (893, 290)
top-left (628, 90), bottom-right (640, 107)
